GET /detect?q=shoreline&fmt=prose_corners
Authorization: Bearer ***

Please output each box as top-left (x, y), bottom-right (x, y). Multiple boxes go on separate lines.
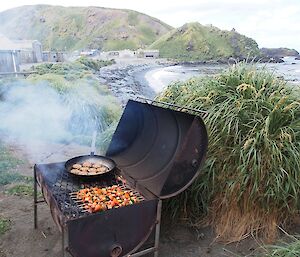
top-left (97, 59), bottom-right (166, 105)
top-left (97, 57), bottom-right (300, 105)
top-left (97, 59), bottom-right (227, 102)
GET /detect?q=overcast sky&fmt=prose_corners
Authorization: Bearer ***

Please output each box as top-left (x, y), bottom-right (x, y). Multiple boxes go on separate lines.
top-left (0, 0), bottom-right (299, 51)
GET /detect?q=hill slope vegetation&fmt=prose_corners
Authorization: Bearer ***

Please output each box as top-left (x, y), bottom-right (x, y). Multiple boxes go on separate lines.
top-left (0, 5), bottom-right (172, 51)
top-left (261, 47), bottom-right (299, 58)
top-left (150, 22), bottom-right (260, 61)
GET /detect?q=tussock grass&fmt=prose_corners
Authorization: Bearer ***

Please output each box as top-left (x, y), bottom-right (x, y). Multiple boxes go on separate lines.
top-left (158, 63), bottom-right (300, 242)
top-left (77, 57), bottom-right (115, 71)
top-left (32, 58), bottom-right (114, 82)
top-left (0, 143), bottom-right (29, 186)
top-left (0, 217), bottom-right (10, 235)
top-left (0, 144), bottom-right (24, 171)
top-left (0, 173), bottom-right (26, 186)
top-left (5, 184), bottom-right (34, 197)
top-left (265, 236), bottom-right (300, 257)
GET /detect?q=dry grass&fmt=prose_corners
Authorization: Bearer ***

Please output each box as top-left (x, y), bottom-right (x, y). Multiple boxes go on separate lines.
top-left (209, 194), bottom-right (280, 243)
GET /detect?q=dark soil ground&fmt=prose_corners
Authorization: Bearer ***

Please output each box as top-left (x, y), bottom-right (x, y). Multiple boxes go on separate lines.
top-left (0, 193), bottom-right (264, 257)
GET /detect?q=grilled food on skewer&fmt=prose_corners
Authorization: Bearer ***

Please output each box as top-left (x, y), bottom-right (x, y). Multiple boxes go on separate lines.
top-left (75, 185), bottom-right (139, 213)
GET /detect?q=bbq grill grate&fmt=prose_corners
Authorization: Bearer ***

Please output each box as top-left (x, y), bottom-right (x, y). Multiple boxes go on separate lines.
top-left (38, 165), bottom-right (144, 221)
top-left (69, 184), bottom-right (145, 214)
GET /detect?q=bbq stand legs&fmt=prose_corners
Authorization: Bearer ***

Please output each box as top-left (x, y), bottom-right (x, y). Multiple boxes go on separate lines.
top-left (34, 168), bottom-right (70, 257)
top-left (33, 167), bottom-right (46, 228)
top-left (34, 168), bottom-right (38, 229)
top-left (128, 199), bottom-right (162, 257)
top-left (154, 199), bottom-right (162, 257)
top-left (62, 229), bottom-right (65, 257)
top-left (62, 227), bottom-right (69, 257)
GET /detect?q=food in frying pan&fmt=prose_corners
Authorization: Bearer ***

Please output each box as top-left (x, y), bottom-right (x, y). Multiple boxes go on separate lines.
top-left (75, 185), bottom-right (139, 213)
top-left (82, 162), bottom-right (92, 167)
top-left (70, 162), bottom-right (109, 175)
top-left (72, 164), bottom-right (82, 169)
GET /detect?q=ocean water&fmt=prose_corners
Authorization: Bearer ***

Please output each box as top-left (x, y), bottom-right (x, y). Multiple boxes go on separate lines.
top-left (261, 56), bottom-right (300, 85)
top-left (142, 57), bottom-right (300, 94)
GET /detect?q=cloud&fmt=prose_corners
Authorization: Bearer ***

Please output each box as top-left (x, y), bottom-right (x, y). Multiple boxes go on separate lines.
top-left (233, 4), bottom-right (300, 49)
top-left (149, 0), bottom-right (300, 50)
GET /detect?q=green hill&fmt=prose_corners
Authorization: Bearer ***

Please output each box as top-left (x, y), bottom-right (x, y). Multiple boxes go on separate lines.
top-left (0, 5), bottom-right (172, 51)
top-left (260, 47), bottom-right (299, 57)
top-left (150, 22), bottom-right (260, 61)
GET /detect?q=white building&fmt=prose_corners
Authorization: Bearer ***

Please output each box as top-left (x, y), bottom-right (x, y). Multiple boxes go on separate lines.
top-left (0, 50), bottom-right (21, 73)
top-left (137, 49), bottom-right (159, 58)
top-left (0, 35), bottom-right (43, 63)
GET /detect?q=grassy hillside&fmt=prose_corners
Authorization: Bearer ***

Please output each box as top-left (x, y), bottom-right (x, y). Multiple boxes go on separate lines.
top-left (0, 5), bottom-right (172, 51)
top-left (150, 22), bottom-right (260, 61)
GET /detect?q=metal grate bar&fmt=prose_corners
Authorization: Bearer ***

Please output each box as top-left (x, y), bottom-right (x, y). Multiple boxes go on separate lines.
top-left (135, 97), bottom-right (208, 118)
top-left (45, 167), bottom-right (124, 220)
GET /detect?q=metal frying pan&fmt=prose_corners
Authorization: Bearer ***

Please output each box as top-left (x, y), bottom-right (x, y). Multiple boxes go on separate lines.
top-left (65, 154), bottom-right (116, 176)
top-left (65, 131), bottom-right (116, 176)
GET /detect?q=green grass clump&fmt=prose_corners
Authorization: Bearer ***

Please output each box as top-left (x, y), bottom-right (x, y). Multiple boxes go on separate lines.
top-left (28, 73), bottom-right (72, 93)
top-left (5, 184), bottom-right (34, 196)
top-left (0, 144), bottom-right (24, 171)
top-left (32, 58), bottom-right (114, 82)
top-left (266, 237), bottom-right (300, 257)
top-left (0, 143), bottom-right (31, 186)
top-left (77, 57), bottom-right (115, 71)
top-left (158, 63), bottom-right (300, 242)
top-left (0, 218), bottom-right (10, 235)
top-left (0, 172), bottom-right (25, 186)
top-left (33, 61), bottom-right (92, 81)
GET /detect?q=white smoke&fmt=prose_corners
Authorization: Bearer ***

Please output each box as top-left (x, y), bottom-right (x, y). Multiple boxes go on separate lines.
top-left (0, 83), bottom-right (71, 142)
top-left (0, 80), bottom-right (118, 163)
